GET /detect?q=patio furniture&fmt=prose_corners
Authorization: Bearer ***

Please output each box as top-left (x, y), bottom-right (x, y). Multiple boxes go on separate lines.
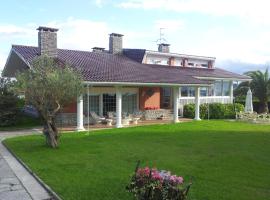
top-left (122, 118), bottom-right (131, 126)
top-left (105, 118), bottom-right (113, 126)
top-left (90, 111), bottom-right (106, 124)
top-left (107, 112), bottom-right (116, 119)
top-left (130, 117), bottom-right (140, 124)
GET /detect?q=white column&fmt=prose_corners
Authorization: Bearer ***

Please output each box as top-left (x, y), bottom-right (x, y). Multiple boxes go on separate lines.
top-left (194, 86), bottom-right (201, 120)
top-left (173, 87), bottom-right (179, 123)
top-left (77, 95), bottom-right (85, 131)
top-left (229, 81), bottom-right (234, 103)
top-left (116, 86), bottom-right (123, 128)
top-left (99, 94), bottom-right (103, 116)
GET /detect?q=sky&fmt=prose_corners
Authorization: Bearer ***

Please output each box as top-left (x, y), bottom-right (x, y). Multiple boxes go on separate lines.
top-left (1, 0), bottom-right (270, 74)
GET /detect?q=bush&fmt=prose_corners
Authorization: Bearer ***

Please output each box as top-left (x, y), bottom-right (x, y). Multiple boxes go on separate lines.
top-left (0, 77), bottom-right (20, 126)
top-left (183, 103), bottom-right (244, 119)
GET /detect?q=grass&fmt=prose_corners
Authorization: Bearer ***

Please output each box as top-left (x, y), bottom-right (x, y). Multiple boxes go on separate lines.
top-left (4, 121), bottom-right (270, 200)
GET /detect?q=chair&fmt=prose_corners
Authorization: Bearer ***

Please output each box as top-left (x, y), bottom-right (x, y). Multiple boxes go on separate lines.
top-left (89, 111), bottom-right (106, 124)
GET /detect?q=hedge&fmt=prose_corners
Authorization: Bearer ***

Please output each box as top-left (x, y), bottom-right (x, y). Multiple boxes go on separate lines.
top-left (183, 103), bottom-right (244, 119)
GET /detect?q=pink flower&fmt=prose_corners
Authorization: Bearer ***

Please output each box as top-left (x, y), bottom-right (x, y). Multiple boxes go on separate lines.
top-left (176, 176), bottom-right (184, 184)
top-left (151, 169), bottom-right (162, 181)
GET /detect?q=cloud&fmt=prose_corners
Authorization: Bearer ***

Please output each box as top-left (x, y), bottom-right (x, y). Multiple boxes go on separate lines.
top-left (118, 0), bottom-right (270, 24)
top-left (0, 24), bottom-right (34, 38)
top-left (46, 18), bottom-right (110, 50)
top-left (216, 60), bottom-right (268, 74)
top-left (0, 18), bottom-right (111, 71)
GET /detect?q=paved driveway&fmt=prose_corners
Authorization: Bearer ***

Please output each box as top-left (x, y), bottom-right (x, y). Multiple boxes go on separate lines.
top-left (0, 129), bottom-right (52, 200)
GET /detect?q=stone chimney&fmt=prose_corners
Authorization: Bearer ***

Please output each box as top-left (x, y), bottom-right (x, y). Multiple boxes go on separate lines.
top-left (109, 33), bottom-right (123, 54)
top-left (37, 26), bottom-right (58, 57)
top-left (92, 47), bottom-right (105, 53)
top-left (158, 43), bottom-right (170, 53)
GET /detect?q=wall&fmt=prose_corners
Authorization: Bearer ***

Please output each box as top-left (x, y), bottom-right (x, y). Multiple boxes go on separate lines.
top-left (61, 86), bottom-right (139, 114)
top-left (62, 101), bottom-right (76, 113)
top-left (139, 87), bottom-right (161, 110)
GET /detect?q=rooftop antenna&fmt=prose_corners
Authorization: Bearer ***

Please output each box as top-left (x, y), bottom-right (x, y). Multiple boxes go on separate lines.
top-left (154, 28), bottom-right (168, 45)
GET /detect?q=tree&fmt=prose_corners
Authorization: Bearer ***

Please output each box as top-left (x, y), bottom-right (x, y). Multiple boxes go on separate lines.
top-left (15, 55), bottom-right (83, 148)
top-left (244, 69), bottom-right (270, 113)
top-left (234, 81), bottom-right (250, 102)
top-left (0, 77), bottom-right (19, 126)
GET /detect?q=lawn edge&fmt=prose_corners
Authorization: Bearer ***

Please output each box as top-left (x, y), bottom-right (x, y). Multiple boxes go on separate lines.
top-left (2, 140), bottom-right (63, 200)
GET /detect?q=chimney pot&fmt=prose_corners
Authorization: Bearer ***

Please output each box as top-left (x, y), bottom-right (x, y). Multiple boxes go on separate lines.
top-left (92, 47), bottom-right (105, 53)
top-left (37, 26), bottom-right (58, 57)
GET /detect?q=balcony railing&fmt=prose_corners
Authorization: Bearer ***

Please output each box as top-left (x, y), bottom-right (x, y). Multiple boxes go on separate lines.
top-left (179, 96), bottom-right (232, 105)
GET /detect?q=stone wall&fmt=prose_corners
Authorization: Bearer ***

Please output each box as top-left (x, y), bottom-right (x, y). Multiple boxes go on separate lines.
top-left (55, 113), bottom-right (77, 126)
top-left (143, 109), bottom-right (173, 120)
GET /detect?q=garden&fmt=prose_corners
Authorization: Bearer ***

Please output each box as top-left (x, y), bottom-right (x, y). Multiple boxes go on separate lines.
top-left (4, 121), bottom-right (270, 200)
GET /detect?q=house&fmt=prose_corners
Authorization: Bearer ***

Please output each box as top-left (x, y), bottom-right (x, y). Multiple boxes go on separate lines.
top-left (2, 26), bottom-right (250, 130)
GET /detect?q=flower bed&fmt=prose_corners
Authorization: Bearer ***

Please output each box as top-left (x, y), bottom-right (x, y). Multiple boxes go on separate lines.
top-left (127, 162), bottom-right (191, 200)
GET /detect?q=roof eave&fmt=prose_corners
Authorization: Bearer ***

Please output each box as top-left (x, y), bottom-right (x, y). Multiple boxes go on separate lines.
top-left (83, 81), bottom-right (211, 87)
top-left (194, 76), bottom-right (252, 82)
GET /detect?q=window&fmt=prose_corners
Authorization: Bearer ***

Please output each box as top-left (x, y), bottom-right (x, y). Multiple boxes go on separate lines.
top-left (214, 81), bottom-right (222, 96)
top-left (188, 87), bottom-right (195, 97)
top-left (162, 88), bottom-right (171, 108)
top-left (123, 93), bottom-right (137, 114)
top-left (181, 87), bottom-right (195, 97)
top-left (201, 64), bottom-right (208, 68)
top-left (222, 81), bottom-right (230, 96)
top-left (84, 95), bottom-right (100, 115)
top-left (181, 87), bottom-right (188, 97)
top-left (103, 94), bottom-right (116, 116)
top-left (200, 87), bottom-right (208, 96)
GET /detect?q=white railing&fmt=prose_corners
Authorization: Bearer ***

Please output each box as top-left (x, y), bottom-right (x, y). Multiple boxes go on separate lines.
top-left (178, 96), bottom-right (232, 116)
top-left (179, 96), bottom-right (232, 106)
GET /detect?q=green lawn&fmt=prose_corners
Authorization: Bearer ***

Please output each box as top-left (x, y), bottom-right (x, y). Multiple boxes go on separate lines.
top-left (4, 121), bottom-right (270, 200)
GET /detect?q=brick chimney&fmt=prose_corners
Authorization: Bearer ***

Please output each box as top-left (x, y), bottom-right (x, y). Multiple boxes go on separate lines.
top-left (37, 26), bottom-right (58, 57)
top-left (158, 43), bottom-right (170, 53)
top-left (182, 58), bottom-right (188, 67)
top-left (168, 57), bottom-right (175, 66)
top-left (208, 60), bottom-right (214, 68)
top-left (109, 33), bottom-right (123, 54)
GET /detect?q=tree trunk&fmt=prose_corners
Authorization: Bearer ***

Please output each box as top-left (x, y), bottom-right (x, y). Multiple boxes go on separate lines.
top-left (259, 101), bottom-right (269, 113)
top-left (43, 117), bottom-right (59, 148)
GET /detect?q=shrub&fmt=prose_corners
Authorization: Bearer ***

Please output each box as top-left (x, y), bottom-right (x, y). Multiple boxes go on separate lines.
top-left (209, 103), bottom-right (225, 119)
top-left (183, 103), bottom-right (244, 119)
top-left (183, 104), bottom-right (195, 119)
top-left (0, 77), bottom-right (19, 126)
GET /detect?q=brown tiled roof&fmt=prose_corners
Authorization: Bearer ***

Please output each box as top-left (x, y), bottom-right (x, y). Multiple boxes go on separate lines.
top-left (11, 45), bottom-right (250, 85)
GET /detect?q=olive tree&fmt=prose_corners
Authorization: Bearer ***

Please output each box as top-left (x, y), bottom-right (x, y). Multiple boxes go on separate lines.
top-left (15, 55), bottom-right (83, 148)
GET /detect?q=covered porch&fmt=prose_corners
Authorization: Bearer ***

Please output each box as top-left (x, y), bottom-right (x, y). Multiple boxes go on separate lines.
top-left (75, 83), bottom-right (207, 131)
